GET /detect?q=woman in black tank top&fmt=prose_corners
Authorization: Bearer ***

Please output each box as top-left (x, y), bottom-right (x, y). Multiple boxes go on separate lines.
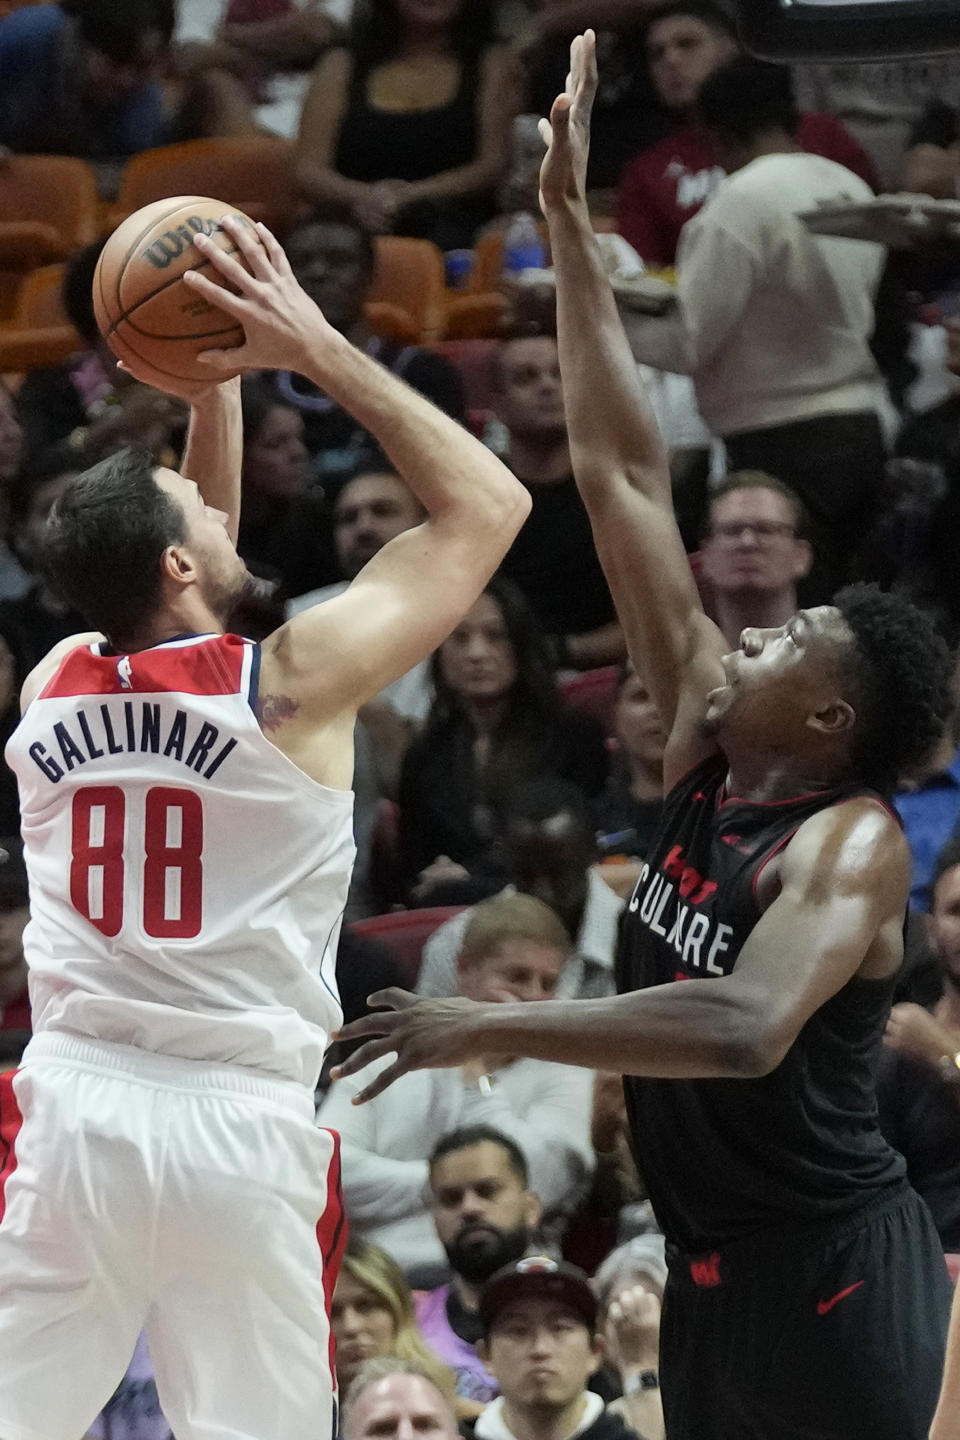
top-left (295, 0), bottom-right (519, 250)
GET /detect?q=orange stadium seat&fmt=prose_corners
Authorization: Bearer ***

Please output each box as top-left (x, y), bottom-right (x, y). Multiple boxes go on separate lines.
top-left (0, 263), bottom-right (82, 373)
top-left (0, 155), bottom-right (98, 319)
top-left (349, 906), bottom-right (465, 988)
top-left (110, 136), bottom-right (298, 234)
top-left (444, 217), bottom-right (621, 339)
top-left (365, 236), bottom-right (448, 344)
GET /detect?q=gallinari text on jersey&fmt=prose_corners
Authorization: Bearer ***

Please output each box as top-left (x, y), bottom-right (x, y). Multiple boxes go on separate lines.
top-left (27, 700), bottom-right (238, 784)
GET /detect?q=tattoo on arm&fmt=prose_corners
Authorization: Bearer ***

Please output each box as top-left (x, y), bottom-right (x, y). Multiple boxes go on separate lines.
top-left (256, 692), bottom-right (301, 732)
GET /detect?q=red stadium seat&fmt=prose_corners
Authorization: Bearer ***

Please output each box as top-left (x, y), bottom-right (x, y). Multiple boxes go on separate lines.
top-left (559, 666), bottom-right (620, 736)
top-left (349, 906), bottom-right (465, 988)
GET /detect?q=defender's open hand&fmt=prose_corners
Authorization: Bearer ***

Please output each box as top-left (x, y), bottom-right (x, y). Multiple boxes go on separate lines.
top-left (538, 29), bottom-right (598, 216)
top-left (331, 988), bottom-right (495, 1103)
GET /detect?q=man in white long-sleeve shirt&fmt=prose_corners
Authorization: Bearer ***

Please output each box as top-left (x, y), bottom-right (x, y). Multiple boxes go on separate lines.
top-left (623, 55), bottom-right (887, 601)
top-left (318, 894), bottom-right (594, 1275)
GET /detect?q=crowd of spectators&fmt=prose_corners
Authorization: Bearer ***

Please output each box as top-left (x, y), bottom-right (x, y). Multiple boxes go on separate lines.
top-left (4, 0), bottom-right (960, 1436)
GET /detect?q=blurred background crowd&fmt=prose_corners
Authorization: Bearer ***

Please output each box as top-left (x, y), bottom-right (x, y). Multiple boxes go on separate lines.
top-left (2, 0), bottom-right (960, 1436)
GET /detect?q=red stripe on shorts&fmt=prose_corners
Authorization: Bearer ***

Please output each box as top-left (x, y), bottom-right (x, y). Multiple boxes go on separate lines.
top-left (317, 1129), bottom-right (349, 1384)
top-left (0, 1069), bottom-right (23, 1225)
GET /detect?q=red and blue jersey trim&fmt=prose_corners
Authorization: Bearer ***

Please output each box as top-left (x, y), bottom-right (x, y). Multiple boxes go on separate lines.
top-left (38, 633), bottom-right (251, 701)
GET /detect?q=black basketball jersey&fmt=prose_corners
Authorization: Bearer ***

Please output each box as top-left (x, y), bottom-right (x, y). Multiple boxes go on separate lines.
top-left (617, 753), bottom-right (906, 1253)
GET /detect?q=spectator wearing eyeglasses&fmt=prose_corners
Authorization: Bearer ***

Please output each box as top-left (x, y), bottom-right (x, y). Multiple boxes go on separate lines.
top-left (698, 472), bottom-right (813, 647)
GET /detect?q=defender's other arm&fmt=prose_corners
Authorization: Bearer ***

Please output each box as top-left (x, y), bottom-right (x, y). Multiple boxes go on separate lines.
top-left (334, 801), bottom-right (908, 1098)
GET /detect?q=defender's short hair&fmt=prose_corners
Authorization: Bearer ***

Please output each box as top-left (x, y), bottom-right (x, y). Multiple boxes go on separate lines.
top-left (833, 584), bottom-right (953, 794)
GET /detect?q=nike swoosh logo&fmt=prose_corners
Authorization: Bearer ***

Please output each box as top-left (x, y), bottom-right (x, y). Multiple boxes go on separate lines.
top-left (816, 1281), bottom-right (865, 1315)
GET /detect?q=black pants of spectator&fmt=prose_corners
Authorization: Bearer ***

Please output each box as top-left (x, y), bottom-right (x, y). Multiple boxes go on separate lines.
top-left (724, 410), bottom-right (887, 604)
top-left (659, 1184), bottom-right (951, 1440)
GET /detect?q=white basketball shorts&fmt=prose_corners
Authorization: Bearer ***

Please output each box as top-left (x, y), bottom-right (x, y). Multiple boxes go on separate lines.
top-left (0, 1032), bottom-right (346, 1440)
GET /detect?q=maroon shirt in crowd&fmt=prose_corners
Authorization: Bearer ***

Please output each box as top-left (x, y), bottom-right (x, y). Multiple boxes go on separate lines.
top-left (618, 113), bottom-right (879, 267)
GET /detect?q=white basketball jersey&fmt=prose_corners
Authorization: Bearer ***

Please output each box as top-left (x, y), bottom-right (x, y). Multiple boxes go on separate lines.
top-left (5, 633), bottom-right (356, 1087)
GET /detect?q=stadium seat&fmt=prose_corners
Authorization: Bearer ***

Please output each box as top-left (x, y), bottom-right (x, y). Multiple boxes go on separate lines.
top-left (559, 666), bottom-right (620, 736)
top-left (349, 906), bottom-right (465, 988)
top-left (362, 300), bottom-right (421, 346)
top-left (0, 155), bottom-right (99, 319)
top-left (0, 264), bottom-right (81, 373)
top-left (444, 217), bottom-right (621, 339)
top-left (110, 136), bottom-right (298, 234)
top-left (366, 236), bottom-right (448, 344)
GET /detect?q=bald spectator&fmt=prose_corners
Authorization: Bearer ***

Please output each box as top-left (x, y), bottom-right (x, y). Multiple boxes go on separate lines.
top-left (319, 894), bottom-right (594, 1276)
top-left (697, 473), bottom-right (813, 646)
top-left (343, 1359), bottom-right (460, 1440)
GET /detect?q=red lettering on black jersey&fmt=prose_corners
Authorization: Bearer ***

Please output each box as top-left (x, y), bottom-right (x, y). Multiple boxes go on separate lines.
top-left (689, 1253), bottom-right (722, 1288)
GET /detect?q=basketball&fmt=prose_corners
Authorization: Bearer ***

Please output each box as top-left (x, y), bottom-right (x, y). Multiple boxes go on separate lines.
top-left (93, 196), bottom-right (265, 386)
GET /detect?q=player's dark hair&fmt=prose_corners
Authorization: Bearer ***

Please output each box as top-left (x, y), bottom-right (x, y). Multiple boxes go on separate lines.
top-left (42, 446), bottom-right (186, 647)
top-left (62, 239), bottom-right (108, 347)
top-left (697, 57), bottom-right (800, 144)
top-left (429, 1125), bottom-right (529, 1187)
top-left (643, 0), bottom-right (738, 44)
top-left (833, 584), bottom-right (954, 794)
top-left (63, 0), bottom-right (175, 58)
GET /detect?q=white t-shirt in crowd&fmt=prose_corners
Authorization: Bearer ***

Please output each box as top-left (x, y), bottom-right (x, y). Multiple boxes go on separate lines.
top-left (624, 152), bottom-right (886, 438)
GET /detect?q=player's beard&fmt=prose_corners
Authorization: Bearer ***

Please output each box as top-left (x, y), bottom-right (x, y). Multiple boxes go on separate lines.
top-left (201, 554), bottom-right (257, 630)
top-left (443, 1223), bottom-right (532, 1286)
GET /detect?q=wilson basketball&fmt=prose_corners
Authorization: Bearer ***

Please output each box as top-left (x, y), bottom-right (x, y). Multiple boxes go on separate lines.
top-left (93, 196), bottom-right (264, 386)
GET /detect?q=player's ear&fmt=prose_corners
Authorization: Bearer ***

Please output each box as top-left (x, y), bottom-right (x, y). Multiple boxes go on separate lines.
top-left (160, 543), bottom-right (197, 586)
top-left (807, 698), bottom-right (855, 736)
